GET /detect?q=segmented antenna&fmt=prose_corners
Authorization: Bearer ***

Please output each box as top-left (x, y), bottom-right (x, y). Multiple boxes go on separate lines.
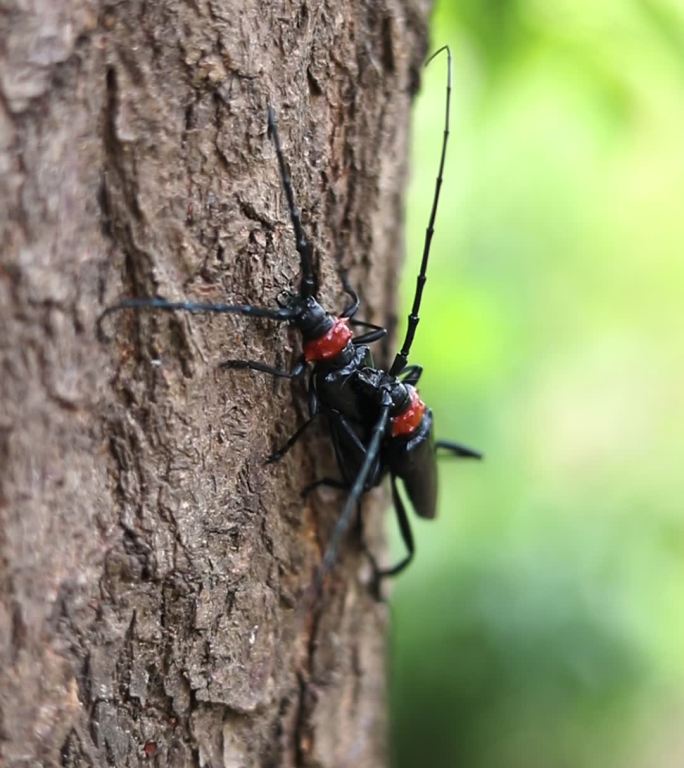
top-left (267, 106), bottom-right (317, 299)
top-left (389, 45), bottom-right (452, 376)
top-left (317, 389), bottom-right (393, 585)
top-left (96, 297), bottom-right (300, 342)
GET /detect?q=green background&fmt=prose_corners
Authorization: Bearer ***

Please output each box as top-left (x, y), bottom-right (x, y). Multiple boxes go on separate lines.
top-left (390, 1), bottom-right (684, 766)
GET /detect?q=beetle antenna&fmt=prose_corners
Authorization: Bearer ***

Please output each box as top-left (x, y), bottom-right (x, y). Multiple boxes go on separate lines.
top-left (316, 391), bottom-right (392, 587)
top-left (96, 296), bottom-right (301, 342)
top-left (389, 45), bottom-right (451, 376)
top-left (267, 106), bottom-right (318, 299)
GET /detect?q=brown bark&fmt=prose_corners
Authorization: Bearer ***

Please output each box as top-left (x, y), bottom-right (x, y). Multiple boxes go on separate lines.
top-left (0, 1), bottom-right (430, 766)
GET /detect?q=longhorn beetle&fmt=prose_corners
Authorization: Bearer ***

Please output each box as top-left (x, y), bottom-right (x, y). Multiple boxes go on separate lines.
top-left (98, 46), bottom-right (482, 587)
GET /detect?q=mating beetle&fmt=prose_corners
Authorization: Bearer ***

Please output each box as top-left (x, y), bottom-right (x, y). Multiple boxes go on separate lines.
top-left (98, 46), bottom-right (481, 585)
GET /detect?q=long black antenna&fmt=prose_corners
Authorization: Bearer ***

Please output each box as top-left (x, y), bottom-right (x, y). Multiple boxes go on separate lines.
top-left (316, 390), bottom-right (393, 586)
top-left (389, 45), bottom-right (451, 376)
top-left (267, 106), bottom-right (317, 299)
top-left (96, 296), bottom-right (300, 342)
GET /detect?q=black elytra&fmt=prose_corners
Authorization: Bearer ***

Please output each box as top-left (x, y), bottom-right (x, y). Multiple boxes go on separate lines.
top-left (97, 46), bottom-right (482, 592)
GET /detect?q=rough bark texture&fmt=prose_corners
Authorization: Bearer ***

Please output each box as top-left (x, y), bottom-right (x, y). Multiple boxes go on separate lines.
top-left (0, 2), bottom-right (430, 766)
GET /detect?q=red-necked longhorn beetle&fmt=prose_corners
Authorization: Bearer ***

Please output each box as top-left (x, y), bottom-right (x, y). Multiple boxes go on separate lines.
top-left (97, 46), bottom-right (482, 589)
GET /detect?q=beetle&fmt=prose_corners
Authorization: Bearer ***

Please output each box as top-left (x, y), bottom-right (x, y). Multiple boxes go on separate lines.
top-left (98, 46), bottom-right (481, 587)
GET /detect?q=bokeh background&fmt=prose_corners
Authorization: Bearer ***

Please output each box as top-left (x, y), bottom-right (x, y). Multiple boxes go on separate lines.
top-left (390, 1), bottom-right (684, 766)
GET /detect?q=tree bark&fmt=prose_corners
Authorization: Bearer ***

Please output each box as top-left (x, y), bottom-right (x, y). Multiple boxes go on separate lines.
top-left (0, 1), bottom-right (430, 766)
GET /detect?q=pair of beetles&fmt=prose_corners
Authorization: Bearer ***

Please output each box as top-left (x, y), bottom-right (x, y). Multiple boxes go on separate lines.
top-left (98, 46), bottom-right (481, 589)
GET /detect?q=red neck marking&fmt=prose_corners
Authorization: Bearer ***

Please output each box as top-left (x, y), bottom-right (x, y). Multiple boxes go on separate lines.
top-left (303, 317), bottom-right (353, 362)
top-left (391, 386), bottom-right (426, 437)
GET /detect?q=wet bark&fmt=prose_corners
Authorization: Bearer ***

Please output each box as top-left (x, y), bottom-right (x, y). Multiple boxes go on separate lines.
top-left (0, 1), bottom-right (430, 766)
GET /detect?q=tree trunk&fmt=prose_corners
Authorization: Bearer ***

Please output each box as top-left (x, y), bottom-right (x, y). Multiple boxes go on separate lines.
top-left (0, 2), bottom-right (430, 765)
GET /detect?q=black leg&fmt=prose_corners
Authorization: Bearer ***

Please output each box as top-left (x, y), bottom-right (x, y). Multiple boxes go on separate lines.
top-left (351, 319), bottom-right (388, 345)
top-left (307, 370), bottom-right (319, 414)
top-left (218, 356), bottom-right (307, 379)
top-left (351, 318), bottom-right (385, 330)
top-left (435, 440), bottom-right (483, 460)
top-left (352, 330), bottom-right (386, 345)
top-left (374, 474), bottom-right (415, 580)
top-left (357, 506), bottom-right (385, 601)
top-left (339, 270), bottom-right (360, 318)
top-left (338, 273), bottom-right (389, 347)
top-left (266, 371), bottom-right (320, 463)
top-left (266, 415), bottom-right (318, 464)
top-left (332, 412), bottom-right (369, 459)
top-left (329, 411), bottom-right (385, 490)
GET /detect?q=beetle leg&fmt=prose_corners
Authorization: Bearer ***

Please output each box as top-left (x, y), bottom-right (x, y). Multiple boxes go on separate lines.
top-left (339, 271), bottom-right (360, 318)
top-left (337, 268), bottom-right (362, 319)
top-left (218, 356), bottom-right (307, 379)
top-left (266, 415), bottom-right (317, 464)
top-left (373, 473), bottom-right (415, 581)
top-left (435, 440), bottom-right (483, 460)
top-left (350, 319), bottom-right (388, 345)
top-left (266, 372), bottom-right (319, 463)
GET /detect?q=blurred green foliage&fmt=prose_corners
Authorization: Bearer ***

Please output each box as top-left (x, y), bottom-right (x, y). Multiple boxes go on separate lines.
top-left (390, 1), bottom-right (684, 766)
